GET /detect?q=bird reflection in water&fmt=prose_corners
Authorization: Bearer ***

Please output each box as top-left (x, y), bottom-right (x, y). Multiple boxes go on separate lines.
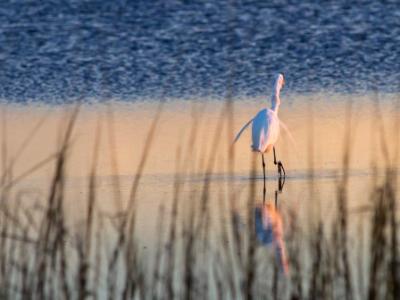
top-left (233, 177), bottom-right (289, 275)
top-left (254, 176), bottom-right (289, 275)
top-left (232, 177), bottom-right (289, 275)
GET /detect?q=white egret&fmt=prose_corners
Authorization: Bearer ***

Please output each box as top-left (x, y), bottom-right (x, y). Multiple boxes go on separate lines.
top-left (234, 73), bottom-right (286, 187)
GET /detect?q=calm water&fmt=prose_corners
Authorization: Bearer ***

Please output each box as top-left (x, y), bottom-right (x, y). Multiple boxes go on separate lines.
top-left (1, 97), bottom-right (399, 298)
top-left (5, 99), bottom-right (399, 236)
top-left (0, 0), bottom-right (399, 103)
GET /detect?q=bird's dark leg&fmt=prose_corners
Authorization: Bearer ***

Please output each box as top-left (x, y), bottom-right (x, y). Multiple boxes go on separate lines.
top-left (273, 146), bottom-right (286, 179)
top-left (262, 153), bottom-right (266, 202)
top-left (278, 175), bottom-right (285, 193)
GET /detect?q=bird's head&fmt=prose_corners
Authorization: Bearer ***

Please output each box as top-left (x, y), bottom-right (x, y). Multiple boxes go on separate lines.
top-left (275, 73), bottom-right (285, 91)
top-left (271, 73), bottom-right (284, 111)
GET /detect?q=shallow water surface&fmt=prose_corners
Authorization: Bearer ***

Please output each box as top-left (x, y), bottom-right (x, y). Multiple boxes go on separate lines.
top-left (1, 94), bottom-right (399, 298)
top-left (4, 93), bottom-right (399, 237)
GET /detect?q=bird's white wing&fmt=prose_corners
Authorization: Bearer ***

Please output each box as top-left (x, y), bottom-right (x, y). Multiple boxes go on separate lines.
top-left (251, 109), bottom-right (277, 152)
top-left (233, 118), bottom-right (253, 143)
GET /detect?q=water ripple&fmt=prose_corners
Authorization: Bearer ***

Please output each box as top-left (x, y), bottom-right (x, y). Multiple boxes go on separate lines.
top-left (0, 0), bottom-right (399, 103)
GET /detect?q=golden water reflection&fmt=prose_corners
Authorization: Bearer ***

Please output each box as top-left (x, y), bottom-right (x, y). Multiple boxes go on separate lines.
top-left (1, 94), bottom-right (399, 247)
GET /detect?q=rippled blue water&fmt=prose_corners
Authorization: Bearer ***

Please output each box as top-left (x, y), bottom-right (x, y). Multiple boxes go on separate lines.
top-left (0, 0), bottom-right (399, 103)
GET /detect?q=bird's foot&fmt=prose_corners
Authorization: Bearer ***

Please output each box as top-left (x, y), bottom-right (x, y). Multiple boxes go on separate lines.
top-left (277, 163), bottom-right (286, 193)
top-left (277, 161), bottom-right (286, 178)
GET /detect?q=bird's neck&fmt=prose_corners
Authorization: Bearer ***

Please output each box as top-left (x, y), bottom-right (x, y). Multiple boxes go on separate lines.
top-left (271, 87), bottom-right (281, 113)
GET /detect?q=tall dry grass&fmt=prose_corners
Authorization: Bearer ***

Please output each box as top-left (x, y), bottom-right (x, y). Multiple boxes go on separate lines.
top-left (0, 98), bottom-right (398, 300)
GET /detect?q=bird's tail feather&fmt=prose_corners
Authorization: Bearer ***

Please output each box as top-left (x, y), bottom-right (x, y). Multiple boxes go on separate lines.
top-left (279, 120), bottom-right (296, 148)
top-left (233, 118), bottom-right (253, 144)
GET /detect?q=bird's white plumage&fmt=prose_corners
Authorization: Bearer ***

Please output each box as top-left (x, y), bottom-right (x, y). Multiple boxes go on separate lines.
top-left (234, 73), bottom-right (284, 153)
top-left (233, 118), bottom-right (253, 143)
top-left (251, 108), bottom-right (280, 153)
